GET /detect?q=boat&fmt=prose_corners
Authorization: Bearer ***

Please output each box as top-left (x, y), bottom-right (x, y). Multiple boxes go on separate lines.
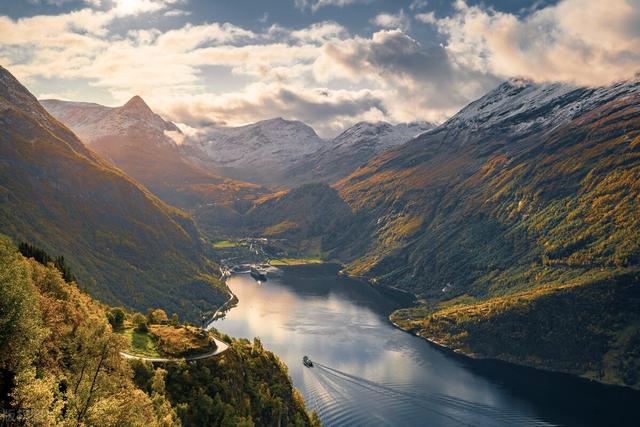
top-left (303, 356), bottom-right (313, 367)
top-left (250, 267), bottom-right (267, 282)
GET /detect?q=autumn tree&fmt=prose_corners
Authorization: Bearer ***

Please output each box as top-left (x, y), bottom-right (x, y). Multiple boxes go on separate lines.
top-left (170, 313), bottom-right (179, 327)
top-left (148, 308), bottom-right (169, 325)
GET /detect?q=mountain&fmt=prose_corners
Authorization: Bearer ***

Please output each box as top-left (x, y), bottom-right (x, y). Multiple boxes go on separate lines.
top-left (180, 117), bottom-right (327, 184)
top-left (239, 78), bottom-right (640, 388)
top-left (286, 121), bottom-right (434, 184)
top-left (335, 79), bottom-right (640, 286)
top-left (331, 78), bottom-right (640, 387)
top-left (240, 183), bottom-right (354, 257)
top-left (41, 96), bottom-right (179, 144)
top-left (0, 65), bottom-right (227, 318)
top-left (41, 97), bottom-right (267, 237)
top-left (41, 97), bottom-right (227, 202)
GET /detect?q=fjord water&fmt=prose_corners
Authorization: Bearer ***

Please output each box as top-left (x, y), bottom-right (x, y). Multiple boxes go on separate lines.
top-left (212, 265), bottom-right (640, 426)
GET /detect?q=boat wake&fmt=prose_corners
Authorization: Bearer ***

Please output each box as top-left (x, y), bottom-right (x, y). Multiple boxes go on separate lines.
top-left (303, 362), bottom-right (559, 427)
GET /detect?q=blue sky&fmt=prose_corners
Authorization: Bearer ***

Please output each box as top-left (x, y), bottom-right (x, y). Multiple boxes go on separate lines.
top-left (0, 0), bottom-right (636, 136)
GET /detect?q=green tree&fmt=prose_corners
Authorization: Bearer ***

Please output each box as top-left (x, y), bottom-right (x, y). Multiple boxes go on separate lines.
top-left (107, 307), bottom-right (125, 329)
top-left (133, 312), bottom-right (149, 333)
top-left (18, 242), bottom-right (76, 283)
top-left (0, 237), bottom-right (45, 373)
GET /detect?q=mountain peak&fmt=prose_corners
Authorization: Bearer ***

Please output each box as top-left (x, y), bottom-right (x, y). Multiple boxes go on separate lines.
top-left (122, 95), bottom-right (152, 113)
top-left (260, 117), bottom-right (298, 127)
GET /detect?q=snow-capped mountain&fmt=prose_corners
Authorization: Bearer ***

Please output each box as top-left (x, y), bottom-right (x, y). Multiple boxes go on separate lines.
top-left (285, 121), bottom-right (435, 185)
top-left (40, 96), bottom-right (236, 205)
top-left (332, 76), bottom-right (640, 303)
top-left (182, 118), bottom-right (435, 186)
top-left (184, 118), bottom-right (325, 176)
top-left (41, 96), bottom-right (181, 146)
top-left (331, 121), bottom-right (434, 152)
top-left (440, 78), bottom-right (640, 144)
top-left (180, 117), bottom-right (327, 184)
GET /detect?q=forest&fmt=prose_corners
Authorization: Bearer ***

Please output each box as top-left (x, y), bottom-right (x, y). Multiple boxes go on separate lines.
top-left (0, 235), bottom-right (320, 426)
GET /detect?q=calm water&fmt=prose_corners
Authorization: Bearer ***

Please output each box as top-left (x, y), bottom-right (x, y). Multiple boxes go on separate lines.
top-left (211, 264), bottom-right (640, 426)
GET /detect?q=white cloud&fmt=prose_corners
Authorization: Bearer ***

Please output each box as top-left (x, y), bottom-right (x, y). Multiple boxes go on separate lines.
top-left (28, 0), bottom-right (101, 5)
top-left (112, 0), bottom-right (183, 17)
top-left (295, 0), bottom-right (375, 13)
top-left (164, 129), bottom-right (185, 145)
top-left (313, 29), bottom-right (498, 123)
top-left (409, 0), bottom-right (428, 11)
top-left (289, 21), bottom-right (349, 43)
top-left (0, 3), bottom-right (493, 135)
top-left (160, 82), bottom-right (388, 137)
top-left (371, 10), bottom-right (410, 31)
top-left (415, 11), bottom-right (436, 25)
top-left (5, 0), bottom-right (638, 139)
top-left (164, 9), bottom-right (191, 17)
top-left (435, 0), bottom-right (640, 86)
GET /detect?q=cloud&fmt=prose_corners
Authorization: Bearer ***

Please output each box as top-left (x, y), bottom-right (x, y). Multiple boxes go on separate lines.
top-left (313, 29), bottom-right (499, 122)
top-left (0, 2), bottom-right (495, 135)
top-left (28, 0), bottom-right (101, 5)
top-left (164, 9), bottom-right (191, 17)
top-left (415, 11), bottom-right (436, 25)
top-left (0, 9), bottom-right (112, 46)
top-left (164, 129), bottom-right (185, 145)
top-left (160, 82), bottom-right (388, 137)
top-left (5, 0), bottom-right (636, 140)
top-left (371, 10), bottom-right (410, 31)
top-left (409, 0), bottom-right (428, 11)
top-left (112, 0), bottom-right (184, 17)
top-left (435, 0), bottom-right (640, 86)
top-left (289, 21), bottom-right (349, 43)
top-left (294, 0), bottom-right (375, 13)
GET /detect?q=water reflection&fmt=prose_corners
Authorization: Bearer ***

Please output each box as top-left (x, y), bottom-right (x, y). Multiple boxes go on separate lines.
top-left (212, 265), bottom-right (640, 426)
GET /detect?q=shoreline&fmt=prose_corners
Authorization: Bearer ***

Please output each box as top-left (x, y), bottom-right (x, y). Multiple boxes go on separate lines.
top-left (388, 316), bottom-right (640, 393)
top-left (213, 259), bottom-right (635, 393)
top-left (205, 289), bottom-right (237, 329)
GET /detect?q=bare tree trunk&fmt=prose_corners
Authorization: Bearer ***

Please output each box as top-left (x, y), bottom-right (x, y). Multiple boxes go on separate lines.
top-left (73, 359), bottom-right (87, 395)
top-left (76, 342), bottom-right (108, 426)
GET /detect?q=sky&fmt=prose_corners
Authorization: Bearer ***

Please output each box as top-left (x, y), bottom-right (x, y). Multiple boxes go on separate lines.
top-left (1, 0), bottom-right (639, 137)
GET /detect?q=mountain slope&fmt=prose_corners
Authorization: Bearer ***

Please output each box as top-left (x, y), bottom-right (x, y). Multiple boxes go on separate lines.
top-left (181, 117), bottom-right (327, 184)
top-left (331, 78), bottom-right (640, 387)
top-left (0, 65), bottom-right (227, 318)
top-left (41, 97), bottom-right (267, 237)
top-left (242, 183), bottom-right (354, 259)
top-left (286, 121), bottom-right (434, 184)
top-left (336, 79), bottom-right (640, 291)
top-left (41, 97), bottom-right (241, 202)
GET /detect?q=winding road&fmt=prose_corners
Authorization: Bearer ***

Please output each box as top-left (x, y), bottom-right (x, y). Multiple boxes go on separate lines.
top-left (119, 336), bottom-right (229, 362)
top-left (120, 288), bottom-right (236, 362)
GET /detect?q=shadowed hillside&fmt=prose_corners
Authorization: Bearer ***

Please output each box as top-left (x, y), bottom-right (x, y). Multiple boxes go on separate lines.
top-left (0, 66), bottom-right (227, 319)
